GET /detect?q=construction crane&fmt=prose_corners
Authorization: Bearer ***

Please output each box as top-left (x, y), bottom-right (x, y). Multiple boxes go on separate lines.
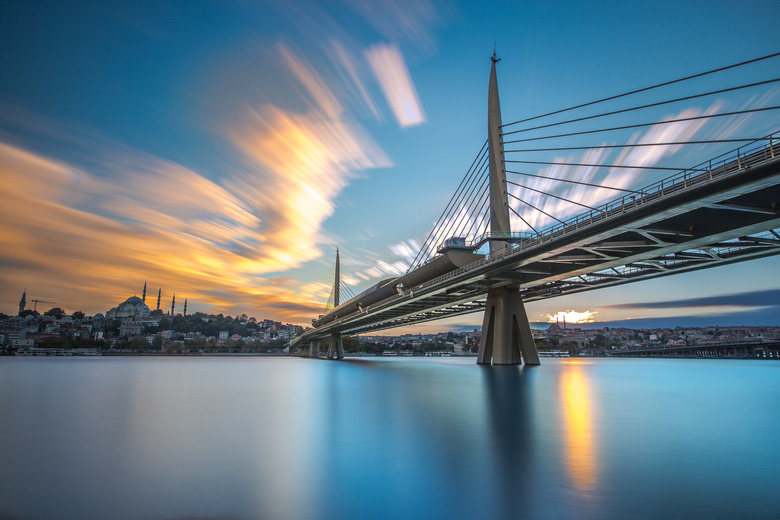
top-left (30, 299), bottom-right (55, 312)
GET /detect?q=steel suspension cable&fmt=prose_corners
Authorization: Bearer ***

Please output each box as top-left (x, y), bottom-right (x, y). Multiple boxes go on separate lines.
top-left (501, 51), bottom-right (780, 128)
top-left (339, 280), bottom-right (356, 300)
top-left (423, 156), bottom-right (488, 255)
top-left (505, 159), bottom-right (705, 171)
top-left (462, 182), bottom-right (491, 240)
top-left (423, 158), bottom-right (487, 261)
top-left (504, 169), bottom-right (641, 194)
top-left (507, 191), bottom-right (565, 224)
top-left (502, 106), bottom-right (780, 145)
top-left (507, 204), bottom-right (538, 234)
top-left (416, 160), bottom-right (489, 266)
top-left (454, 164), bottom-right (490, 236)
top-left (506, 179), bottom-right (598, 211)
top-left (502, 78), bottom-right (780, 136)
top-left (408, 141), bottom-right (488, 270)
top-left (504, 138), bottom-right (767, 153)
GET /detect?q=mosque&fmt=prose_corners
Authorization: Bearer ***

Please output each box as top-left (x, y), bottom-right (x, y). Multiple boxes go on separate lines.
top-left (105, 283), bottom-right (187, 319)
top-left (105, 283), bottom-right (187, 336)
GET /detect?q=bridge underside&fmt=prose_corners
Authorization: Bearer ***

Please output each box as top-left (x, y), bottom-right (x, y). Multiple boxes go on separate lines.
top-left (294, 152), bottom-right (780, 348)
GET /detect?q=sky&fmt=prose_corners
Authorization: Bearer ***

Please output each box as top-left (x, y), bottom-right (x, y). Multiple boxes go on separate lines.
top-left (1, 0), bottom-right (779, 330)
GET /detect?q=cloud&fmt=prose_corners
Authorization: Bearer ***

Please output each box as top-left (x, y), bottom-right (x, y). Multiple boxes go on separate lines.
top-left (601, 289), bottom-right (780, 310)
top-left (389, 239), bottom-right (421, 265)
top-left (0, 141), bottom-right (341, 322)
top-left (222, 43), bottom-right (391, 265)
top-left (344, 0), bottom-right (441, 49)
top-left (366, 43), bottom-right (426, 128)
top-left (327, 40), bottom-right (383, 121)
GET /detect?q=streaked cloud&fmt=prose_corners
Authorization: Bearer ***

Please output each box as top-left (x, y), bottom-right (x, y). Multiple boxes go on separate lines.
top-left (601, 289), bottom-right (780, 310)
top-left (224, 44), bottom-right (391, 274)
top-left (366, 43), bottom-right (426, 128)
top-left (344, 0), bottom-right (441, 49)
top-left (327, 40), bottom-right (383, 121)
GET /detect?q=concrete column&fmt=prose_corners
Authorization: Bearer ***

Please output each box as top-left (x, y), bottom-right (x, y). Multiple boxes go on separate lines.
top-left (309, 338), bottom-right (320, 358)
top-left (327, 332), bottom-right (344, 360)
top-left (477, 286), bottom-right (540, 366)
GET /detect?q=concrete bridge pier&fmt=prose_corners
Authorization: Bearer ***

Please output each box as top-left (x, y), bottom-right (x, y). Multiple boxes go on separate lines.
top-left (309, 338), bottom-right (320, 358)
top-left (327, 332), bottom-right (344, 359)
top-left (477, 286), bottom-right (540, 365)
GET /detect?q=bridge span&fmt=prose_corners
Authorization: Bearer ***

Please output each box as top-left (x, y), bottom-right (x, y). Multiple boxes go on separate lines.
top-left (292, 54), bottom-right (780, 365)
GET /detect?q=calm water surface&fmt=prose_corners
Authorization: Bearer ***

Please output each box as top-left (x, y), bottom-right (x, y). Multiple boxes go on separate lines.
top-left (0, 357), bottom-right (778, 520)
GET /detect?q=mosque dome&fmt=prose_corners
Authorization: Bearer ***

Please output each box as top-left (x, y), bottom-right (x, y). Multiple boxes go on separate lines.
top-left (106, 295), bottom-right (151, 319)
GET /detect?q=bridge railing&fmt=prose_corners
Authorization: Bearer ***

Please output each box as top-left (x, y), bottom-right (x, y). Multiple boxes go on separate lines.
top-left (407, 132), bottom-right (779, 296)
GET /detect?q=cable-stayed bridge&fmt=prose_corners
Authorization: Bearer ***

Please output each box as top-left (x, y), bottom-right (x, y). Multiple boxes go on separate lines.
top-left (292, 52), bottom-right (780, 365)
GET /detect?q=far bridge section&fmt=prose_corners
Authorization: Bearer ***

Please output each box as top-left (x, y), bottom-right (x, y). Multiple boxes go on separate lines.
top-left (613, 340), bottom-right (780, 359)
top-left (293, 135), bottom-right (780, 354)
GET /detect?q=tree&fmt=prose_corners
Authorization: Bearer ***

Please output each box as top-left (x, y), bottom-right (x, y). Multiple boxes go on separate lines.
top-left (342, 336), bottom-right (360, 353)
top-left (44, 307), bottom-right (66, 319)
top-left (128, 337), bottom-right (149, 351)
top-left (72, 311), bottom-right (85, 321)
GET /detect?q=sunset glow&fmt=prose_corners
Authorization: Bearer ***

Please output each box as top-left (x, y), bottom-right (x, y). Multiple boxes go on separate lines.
top-left (546, 310), bottom-right (598, 325)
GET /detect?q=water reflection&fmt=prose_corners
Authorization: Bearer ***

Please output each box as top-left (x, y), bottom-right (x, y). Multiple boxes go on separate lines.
top-left (3, 358), bottom-right (778, 520)
top-left (560, 361), bottom-right (597, 492)
top-left (481, 365), bottom-right (534, 516)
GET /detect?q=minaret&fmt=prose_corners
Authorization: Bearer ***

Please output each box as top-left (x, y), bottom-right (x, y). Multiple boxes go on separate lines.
top-left (183, 299), bottom-right (188, 316)
top-left (156, 288), bottom-right (161, 310)
top-left (142, 282), bottom-right (147, 305)
top-left (170, 294), bottom-right (176, 316)
top-left (18, 289), bottom-right (26, 315)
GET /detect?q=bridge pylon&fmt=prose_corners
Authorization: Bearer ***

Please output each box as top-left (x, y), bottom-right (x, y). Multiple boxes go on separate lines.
top-left (326, 248), bottom-right (345, 360)
top-left (477, 53), bottom-right (540, 366)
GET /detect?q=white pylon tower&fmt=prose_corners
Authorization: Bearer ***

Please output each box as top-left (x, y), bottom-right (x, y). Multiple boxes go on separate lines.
top-left (477, 52), bottom-right (540, 366)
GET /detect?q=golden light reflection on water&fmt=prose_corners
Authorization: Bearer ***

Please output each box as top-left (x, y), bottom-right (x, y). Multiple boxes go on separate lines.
top-left (561, 364), bottom-right (597, 492)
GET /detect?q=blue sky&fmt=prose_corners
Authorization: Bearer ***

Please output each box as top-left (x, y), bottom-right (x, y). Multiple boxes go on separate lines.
top-left (1, 0), bottom-right (779, 329)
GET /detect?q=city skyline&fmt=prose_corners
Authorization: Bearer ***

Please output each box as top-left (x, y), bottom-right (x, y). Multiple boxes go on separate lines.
top-left (2, 1), bottom-right (779, 329)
